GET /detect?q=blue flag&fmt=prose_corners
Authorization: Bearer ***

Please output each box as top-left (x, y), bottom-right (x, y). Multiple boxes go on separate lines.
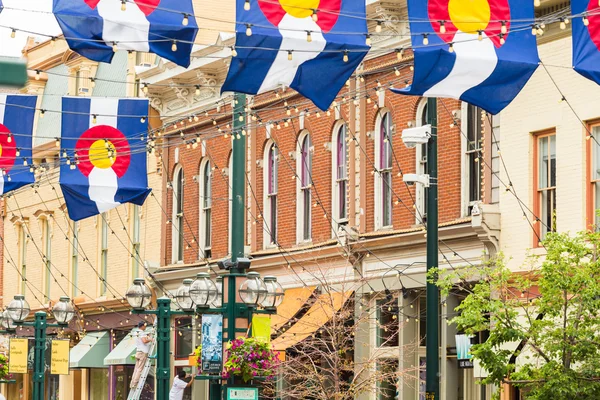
top-left (59, 97), bottom-right (151, 221)
top-left (392, 0), bottom-right (539, 114)
top-left (0, 95), bottom-right (36, 195)
top-left (572, 0), bottom-right (600, 85)
top-left (221, 0), bottom-right (369, 111)
top-left (52, 0), bottom-right (198, 68)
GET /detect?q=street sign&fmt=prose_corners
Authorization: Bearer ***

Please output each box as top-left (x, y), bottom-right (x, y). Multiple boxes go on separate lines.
top-left (9, 338), bottom-right (28, 374)
top-left (50, 340), bottom-right (70, 375)
top-left (227, 387), bottom-right (258, 400)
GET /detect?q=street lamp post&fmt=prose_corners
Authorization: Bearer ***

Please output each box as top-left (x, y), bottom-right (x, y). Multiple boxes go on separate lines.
top-left (8, 295), bottom-right (76, 400)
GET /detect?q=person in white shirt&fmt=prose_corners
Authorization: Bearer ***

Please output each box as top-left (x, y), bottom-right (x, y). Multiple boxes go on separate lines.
top-left (130, 321), bottom-right (152, 389)
top-left (170, 370), bottom-right (193, 400)
top-left (0, 392), bottom-right (5, 400)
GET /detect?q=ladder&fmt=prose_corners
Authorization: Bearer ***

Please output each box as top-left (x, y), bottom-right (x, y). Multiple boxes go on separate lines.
top-left (127, 320), bottom-right (157, 400)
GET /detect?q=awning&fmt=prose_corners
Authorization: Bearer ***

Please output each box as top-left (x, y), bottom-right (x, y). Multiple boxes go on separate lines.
top-left (270, 287), bottom-right (316, 331)
top-left (272, 290), bottom-right (353, 351)
top-left (104, 327), bottom-right (154, 366)
top-left (70, 331), bottom-right (110, 368)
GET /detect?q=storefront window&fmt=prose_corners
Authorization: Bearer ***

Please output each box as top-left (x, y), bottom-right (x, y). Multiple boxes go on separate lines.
top-left (175, 317), bottom-right (194, 359)
top-left (46, 375), bottom-right (59, 400)
top-left (377, 359), bottom-right (399, 400)
top-left (90, 368), bottom-right (109, 400)
top-left (377, 299), bottom-right (399, 347)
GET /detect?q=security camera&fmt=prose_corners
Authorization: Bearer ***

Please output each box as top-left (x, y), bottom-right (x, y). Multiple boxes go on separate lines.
top-left (402, 125), bottom-right (431, 148)
top-left (403, 173), bottom-right (430, 187)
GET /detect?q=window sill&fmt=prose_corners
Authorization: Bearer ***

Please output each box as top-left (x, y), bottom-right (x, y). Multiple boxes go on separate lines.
top-left (375, 225), bottom-right (393, 232)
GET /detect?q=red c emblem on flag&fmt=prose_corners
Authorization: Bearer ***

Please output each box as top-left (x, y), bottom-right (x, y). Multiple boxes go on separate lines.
top-left (83, 0), bottom-right (160, 16)
top-left (0, 124), bottom-right (17, 171)
top-left (75, 125), bottom-right (131, 178)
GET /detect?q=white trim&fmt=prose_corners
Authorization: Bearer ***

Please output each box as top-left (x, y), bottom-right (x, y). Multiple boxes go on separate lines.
top-left (374, 109), bottom-right (393, 230)
top-left (460, 101), bottom-right (469, 217)
top-left (199, 159), bottom-right (212, 258)
top-left (171, 164), bottom-right (184, 264)
top-left (296, 130), bottom-right (312, 244)
top-left (331, 120), bottom-right (349, 237)
top-left (415, 99), bottom-right (428, 225)
top-left (263, 140), bottom-right (278, 249)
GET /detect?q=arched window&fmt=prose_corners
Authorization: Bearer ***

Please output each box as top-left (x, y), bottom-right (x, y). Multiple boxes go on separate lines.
top-left (172, 165), bottom-right (184, 263)
top-left (416, 100), bottom-right (429, 224)
top-left (199, 160), bottom-right (212, 259)
top-left (332, 122), bottom-right (348, 230)
top-left (375, 111), bottom-right (393, 229)
top-left (297, 132), bottom-right (313, 242)
top-left (264, 141), bottom-right (278, 247)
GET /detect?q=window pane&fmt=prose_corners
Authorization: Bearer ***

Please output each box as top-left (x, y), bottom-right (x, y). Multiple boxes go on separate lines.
top-left (270, 195), bottom-right (277, 243)
top-left (469, 153), bottom-right (481, 203)
top-left (541, 188), bottom-right (556, 238)
top-left (377, 299), bottom-right (399, 347)
top-left (383, 172), bottom-right (392, 226)
top-left (175, 318), bottom-right (194, 358)
top-left (339, 180), bottom-right (347, 220)
top-left (377, 359), bottom-right (399, 400)
top-left (594, 127), bottom-right (600, 181)
top-left (303, 189), bottom-right (311, 240)
top-left (205, 209), bottom-right (212, 248)
top-left (596, 183), bottom-right (600, 228)
top-left (550, 135), bottom-right (556, 187)
top-left (539, 136), bottom-right (549, 189)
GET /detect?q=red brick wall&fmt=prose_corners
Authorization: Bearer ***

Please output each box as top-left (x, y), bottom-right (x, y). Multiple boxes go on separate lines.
top-left (161, 53), bottom-right (464, 265)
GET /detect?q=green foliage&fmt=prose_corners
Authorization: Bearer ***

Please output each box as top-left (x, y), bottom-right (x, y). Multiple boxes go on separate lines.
top-left (222, 337), bottom-right (280, 382)
top-left (435, 230), bottom-right (600, 400)
top-left (0, 353), bottom-right (10, 380)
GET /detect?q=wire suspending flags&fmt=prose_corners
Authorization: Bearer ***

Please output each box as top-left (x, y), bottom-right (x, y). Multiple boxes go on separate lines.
top-left (59, 97), bottom-right (151, 221)
top-left (572, 0), bottom-right (600, 86)
top-left (392, 0), bottom-right (539, 115)
top-left (52, 0), bottom-right (198, 68)
top-left (221, 0), bottom-right (370, 111)
top-left (0, 95), bottom-right (36, 195)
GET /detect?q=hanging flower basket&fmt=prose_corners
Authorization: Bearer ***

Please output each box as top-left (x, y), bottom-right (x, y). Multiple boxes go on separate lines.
top-left (222, 337), bottom-right (280, 382)
top-left (190, 345), bottom-right (202, 369)
top-left (0, 354), bottom-right (13, 381)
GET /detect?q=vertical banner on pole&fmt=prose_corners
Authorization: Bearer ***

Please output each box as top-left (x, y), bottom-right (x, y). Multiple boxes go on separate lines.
top-left (251, 315), bottom-right (271, 343)
top-left (51, 340), bottom-right (70, 375)
top-left (202, 314), bottom-right (223, 374)
top-left (9, 338), bottom-right (28, 374)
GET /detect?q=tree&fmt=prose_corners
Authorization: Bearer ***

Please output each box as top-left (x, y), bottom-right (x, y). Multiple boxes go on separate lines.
top-left (436, 230), bottom-right (600, 400)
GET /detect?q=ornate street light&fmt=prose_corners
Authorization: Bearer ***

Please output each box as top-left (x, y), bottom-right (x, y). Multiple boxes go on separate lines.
top-left (190, 272), bottom-right (218, 308)
top-left (7, 295), bottom-right (30, 323)
top-left (261, 276), bottom-right (284, 309)
top-left (2, 310), bottom-right (15, 330)
top-left (126, 278), bottom-right (152, 310)
top-left (53, 297), bottom-right (76, 325)
top-left (212, 276), bottom-right (223, 308)
top-left (239, 272), bottom-right (268, 306)
top-left (175, 279), bottom-right (195, 311)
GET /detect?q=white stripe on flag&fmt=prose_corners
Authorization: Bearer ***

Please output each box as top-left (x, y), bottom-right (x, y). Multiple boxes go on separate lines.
top-left (97, 0), bottom-right (150, 52)
top-left (89, 98), bottom-right (119, 127)
top-left (0, 94), bottom-right (7, 125)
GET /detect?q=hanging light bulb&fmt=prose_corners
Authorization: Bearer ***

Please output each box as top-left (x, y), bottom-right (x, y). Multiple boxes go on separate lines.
top-left (142, 83), bottom-right (149, 95)
top-left (171, 41), bottom-right (178, 52)
top-left (16, 149), bottom-right (20, 157)
top-left (182, 14), bottom-right (189, 26)
top-left (439, 21), bottom-right (446, 34)
top-left (10, 29), bottom-right (16, 39)
top-left (231, 46), bottom-right (238, 57)
top-left (194, 85), bottom-right (200, 96)
top-left (534, 0), bottom-right (540, 6)
top-left (244, 0), bottom-right (250, 11)
top-left (531, 25), bottom-right (538, 35)
top-left (376, 21), bottom-right (382, 33)
top-left (35, 70), bottom-right (40, 81)
top-left (112, 42), bottom-right (118, 52)
top-left (477, 30), bottom-right (483, 41)
top-left (306, 31), bottom-right (312, 42)
top-left (499, 34), bottom-right (505, 45)
top-left (501, 21), bottom-right (507, 34)
top-left (394, 68), bottom-right (400, 76)
top-left (343, 50), bottom-right (349, 63)
top-left (365, 34), bottom-right (371, 46)
top-left (312, 9), bottom-right (318, 22)
top-left (584, 14), bottom-right (590, 26)
top-left (560, 18), bottom-right (566, 30)
top-left (40, 110), bottom-right (45, 119)
top-left (287, 50), bottom-right (293, 61)
top-left (422, 34), bottom-right (429, 45)
top-left (121, 0), bottom-right (126, 11)
top-left (396, 48), bottom-right (403, 60)
top-left (55, 138), bottom-right (60, 148)
top-left (246, 24), bottom-right (252, 36)
top-left (448, 42), bottom-right (454, 53)
top-left (140, 116), bottom-right (147, 123)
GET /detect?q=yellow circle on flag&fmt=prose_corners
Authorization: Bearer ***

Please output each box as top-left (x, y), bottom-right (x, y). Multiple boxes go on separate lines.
top-left (281, 0), bottom-right (320, 18)
top-left (89, 139), bottom-right (117, 169)
top-left (448, 0), bottom-right (491, 33)
top-left (0, 143), bottom-right (3, 158)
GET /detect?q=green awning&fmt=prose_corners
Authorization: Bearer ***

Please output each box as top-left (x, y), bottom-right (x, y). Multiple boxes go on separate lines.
top-left (70, 332), bottom-right (110, 369)
top-left (104, 327), bottom-right (154, 366)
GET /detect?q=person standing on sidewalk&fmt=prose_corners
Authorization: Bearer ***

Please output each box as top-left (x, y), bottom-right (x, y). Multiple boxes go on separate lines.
top-left (130, 321), bottom-right (152, 389)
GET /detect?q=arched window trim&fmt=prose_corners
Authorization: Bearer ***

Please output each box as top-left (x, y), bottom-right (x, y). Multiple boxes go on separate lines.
top-left (331, 121), bottom-right (349, 236)
top-left (199, 159), bottom-right (212, 259)
top-left (263, 140), bottom-right (278, 248)
top-left (172, 164), bottom-right (184, 264)
top-left (374, 109), bottom-right (393, 230)
top-left (296, 131), bottom-right (313, 243)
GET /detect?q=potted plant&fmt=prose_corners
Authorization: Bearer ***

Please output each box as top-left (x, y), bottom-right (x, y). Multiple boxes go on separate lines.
top-left (222, 337), bottom-right (280, 382)
top-left (0, 353), bottom-right (13, 380)
top-left (189, 345), bottom-right (201, 369)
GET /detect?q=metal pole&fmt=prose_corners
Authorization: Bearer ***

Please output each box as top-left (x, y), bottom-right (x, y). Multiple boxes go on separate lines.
top-left (425, 97), bottom-right (439, 400)
top-left (231, 92), bottom-right (247, 266)
top-left (32, 311), bottom-right (47, 400)
top-left (156, 297), bottom-right (172, 400)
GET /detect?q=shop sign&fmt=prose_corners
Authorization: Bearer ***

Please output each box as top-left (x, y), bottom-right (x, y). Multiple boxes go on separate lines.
top-left (9, 338), bottom-right (28, 374)
top-left (201, 314), bottom-right (223, 374)
top-left (227, 387), bottom-right (258, 400)
top-left (51, 340), bottom-right (70, 375)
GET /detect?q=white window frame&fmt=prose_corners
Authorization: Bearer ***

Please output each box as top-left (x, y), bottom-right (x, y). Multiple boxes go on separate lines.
top-left (460, 102), bottom-right (483, 217)
top-left (131, 204), bottom-right (141, 279)
top-left (71, 220), bottom-right (79, 297)
top-left (172, 164), bottom-right (184, 264)
top-left (263, 140), bottom-right (278, 249)
top-left (415, 100), bottom-right (428, 225)
top-left (99, 212), bottom-right (108, 297)
top-left (296, 131), bottom-right (313, 243)
top-left (374, 109), bottom-right (394, 230)
top-left (199, 159), bottom-right (212, 259)
top-left (331, 121), bottom-right (349, 235)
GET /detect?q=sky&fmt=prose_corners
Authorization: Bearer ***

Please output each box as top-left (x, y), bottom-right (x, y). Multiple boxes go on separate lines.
top-left (0, 0), bottom-right (61, 57)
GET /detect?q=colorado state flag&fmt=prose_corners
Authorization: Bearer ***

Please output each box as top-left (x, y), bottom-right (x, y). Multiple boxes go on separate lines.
top-left (0, 95), bottom-right (36, 196)
top-left (52, 0), bottom-right (198, 68)
top-left (572, 0), bottom-right (600, 85)
top-left (59, 97), bottom-right (151, 221)
top-left (393, 0), bottom-right (539, 114)
top-left (221, 0), bottom-right (370, 111)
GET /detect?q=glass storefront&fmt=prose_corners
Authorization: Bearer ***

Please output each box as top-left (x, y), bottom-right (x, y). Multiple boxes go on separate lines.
top-left (90, 368), bottom-right (109, 400)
